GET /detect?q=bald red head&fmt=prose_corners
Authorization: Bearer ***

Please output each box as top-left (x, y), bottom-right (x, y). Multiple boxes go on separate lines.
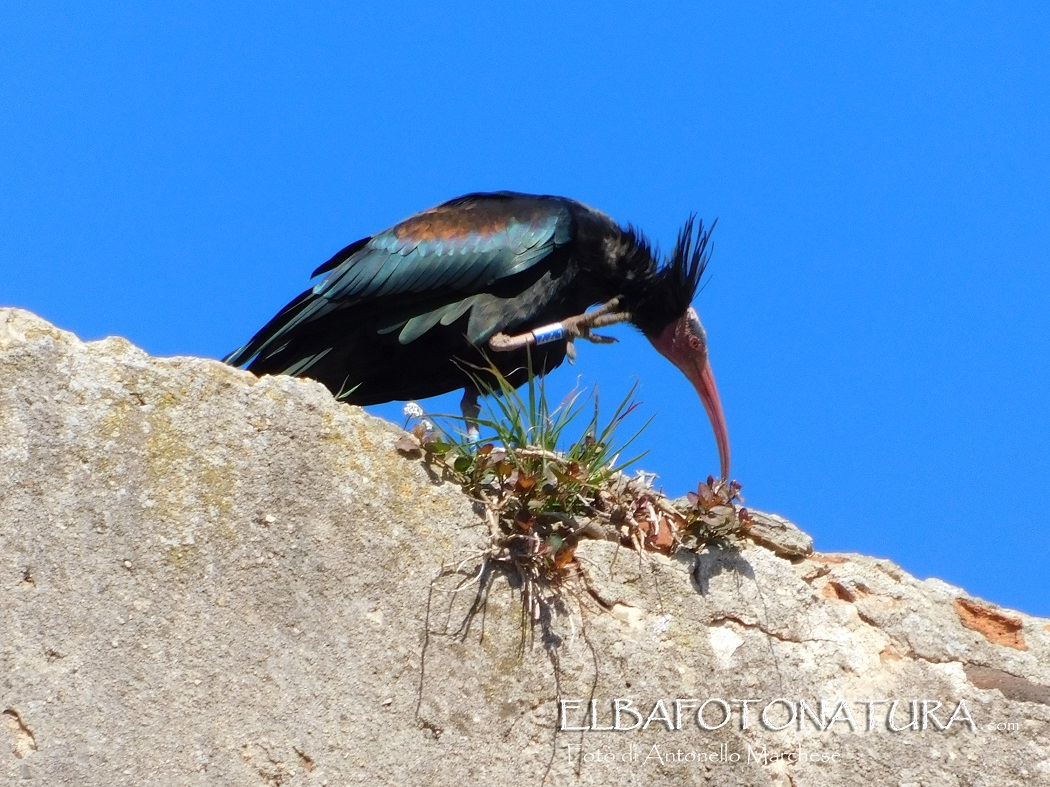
top-left (647, 307), bottom-right (731, 481)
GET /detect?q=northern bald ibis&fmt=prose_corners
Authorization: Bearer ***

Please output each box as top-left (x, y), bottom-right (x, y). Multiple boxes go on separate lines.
top-left (226, 191), bottom-right (731, 479)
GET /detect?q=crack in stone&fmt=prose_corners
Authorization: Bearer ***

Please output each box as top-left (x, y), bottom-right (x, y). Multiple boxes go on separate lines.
top-left (800, 564), bottom-right (832, 584)
top-left (292, 746), bottom-right (315, 773)
top-left (964, 664), bottom-right (1050, 706)
top-left (708, 615), bottom-right (839, 646)
top-left (2, 708), bottom-right (38, 758)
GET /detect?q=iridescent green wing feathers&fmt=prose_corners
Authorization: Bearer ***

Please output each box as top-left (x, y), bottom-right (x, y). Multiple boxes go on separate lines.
top-left (225, 193), bottom-right (573, 368)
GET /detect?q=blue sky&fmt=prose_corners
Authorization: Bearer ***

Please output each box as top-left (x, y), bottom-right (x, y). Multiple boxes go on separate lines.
top-left (3, 3), bottom-right (1048, 616)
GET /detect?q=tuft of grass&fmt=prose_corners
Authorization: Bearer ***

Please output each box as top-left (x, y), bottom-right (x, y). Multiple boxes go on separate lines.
top-left (395, 356), bottom-right (749, 627)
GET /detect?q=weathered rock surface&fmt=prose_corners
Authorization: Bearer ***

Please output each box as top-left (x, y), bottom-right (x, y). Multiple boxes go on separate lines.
top-left (2, 307), bottom-right (1048, 786)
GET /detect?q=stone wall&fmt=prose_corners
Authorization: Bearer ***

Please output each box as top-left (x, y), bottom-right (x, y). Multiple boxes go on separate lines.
top-left (2, 308), bottom-right (1048, 786)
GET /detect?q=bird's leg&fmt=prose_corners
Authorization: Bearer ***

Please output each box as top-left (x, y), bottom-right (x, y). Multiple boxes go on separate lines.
top-left (460, 386), bottom-right (481, 442)
top-left (487, 298), bottom-right (633, 363)
top-left (560, 299), bottom-right (631, 362)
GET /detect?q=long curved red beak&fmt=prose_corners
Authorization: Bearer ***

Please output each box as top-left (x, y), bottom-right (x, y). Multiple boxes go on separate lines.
top-left (649, 307), bottom-right (732, 481)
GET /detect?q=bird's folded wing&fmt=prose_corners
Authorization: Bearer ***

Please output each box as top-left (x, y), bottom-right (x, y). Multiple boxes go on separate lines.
top-left (226, 197), bottom-right (572, 366)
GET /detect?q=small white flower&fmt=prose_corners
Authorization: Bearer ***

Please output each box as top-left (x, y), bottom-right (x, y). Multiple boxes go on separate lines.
top-left (634, 470), bottom-right (659, 489)
top-left (420, 418), bottom-right (434, 432)
top-left (403, 402), bottom-right (425, 419)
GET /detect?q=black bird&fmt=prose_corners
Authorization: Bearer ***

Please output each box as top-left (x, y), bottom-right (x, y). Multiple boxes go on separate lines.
top-left (226, 191), bottom-right (731, 479)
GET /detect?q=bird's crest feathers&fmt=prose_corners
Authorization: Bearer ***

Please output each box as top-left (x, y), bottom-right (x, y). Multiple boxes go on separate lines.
top-left (620, 216), bottom-right (715, 335)
top-left (665, 215), bottom-right (715, 308)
